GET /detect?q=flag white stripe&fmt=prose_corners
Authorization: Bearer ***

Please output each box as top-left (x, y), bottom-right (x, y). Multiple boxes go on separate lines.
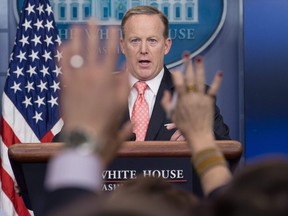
top-left (2, 93), bottom-right (40, 143)
top-left (0, 141), bottom-right (15, 182)
top-left (0, 187), bottom-right (18, 216)
top-left (51, 118), bottom-right (64, 136)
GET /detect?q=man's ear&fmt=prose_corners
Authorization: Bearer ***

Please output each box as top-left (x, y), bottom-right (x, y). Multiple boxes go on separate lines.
top-left (164, 38), bottom-right (172, 55)
top-left (120, 38), bottom-right (125, 54)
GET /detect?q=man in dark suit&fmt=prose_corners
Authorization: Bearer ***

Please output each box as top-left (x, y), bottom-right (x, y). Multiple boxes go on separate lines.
top-left (120, 6), bottom-right (230, 141)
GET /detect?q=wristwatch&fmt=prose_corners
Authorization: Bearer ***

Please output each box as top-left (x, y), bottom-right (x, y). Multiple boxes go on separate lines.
top-left (63, 130), bottom-right (102, 156)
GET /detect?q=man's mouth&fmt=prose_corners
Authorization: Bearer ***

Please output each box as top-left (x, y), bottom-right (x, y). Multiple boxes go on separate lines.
top-left (138, 60), bottom-right (151, 66)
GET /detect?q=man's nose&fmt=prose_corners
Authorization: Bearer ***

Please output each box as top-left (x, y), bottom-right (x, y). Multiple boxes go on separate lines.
top-left (140, 41), bottom-right (148, 54)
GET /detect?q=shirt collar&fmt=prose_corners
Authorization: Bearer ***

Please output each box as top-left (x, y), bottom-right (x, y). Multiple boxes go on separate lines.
top-left (129, 68), bottom-right (165, 96)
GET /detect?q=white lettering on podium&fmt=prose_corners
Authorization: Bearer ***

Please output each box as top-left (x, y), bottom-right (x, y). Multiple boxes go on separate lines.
top-left (102, 170), bottom-right (137, 180)
top-left (142, 169), bottom-right (184, 179)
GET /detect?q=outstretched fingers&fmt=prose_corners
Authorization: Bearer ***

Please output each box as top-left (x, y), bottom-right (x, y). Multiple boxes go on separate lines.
top-left (103, 26), bottom-right (119, 74)
top-left (86, 19), bottom-right (100, 67)
top-left (183, 53), bottom-right (195, 94)
top-left (194, 56), bottom-right (206, 94)
top-left (172, 70), bottom-right (186, 96)
top-left (207, 72), bottom-right (223, 98)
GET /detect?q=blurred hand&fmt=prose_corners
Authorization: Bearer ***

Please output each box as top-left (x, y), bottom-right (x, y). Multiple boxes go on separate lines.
top-left (162, 55), bottom-right (232, 195)
top-left (60, 20), bottom-right (132, 166)
top-left (165, 123), bottom-right (185, 141)
top-left (161, 55), bottom-right (223, 151)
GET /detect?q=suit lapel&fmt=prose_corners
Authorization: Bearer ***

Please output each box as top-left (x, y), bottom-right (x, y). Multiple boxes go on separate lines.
top-left (123, 107), bottom-right (130, 123)
top-left (145, 66), bottom-right (174, 140)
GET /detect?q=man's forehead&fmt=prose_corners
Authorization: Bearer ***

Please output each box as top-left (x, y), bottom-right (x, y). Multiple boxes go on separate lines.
top-left (123, 15), bottom-right (165, 34)
top-left (125, 14), bottom-right (162, 24)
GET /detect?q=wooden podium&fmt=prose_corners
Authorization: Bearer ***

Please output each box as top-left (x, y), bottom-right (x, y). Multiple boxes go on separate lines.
top-left (8, 140), bottom-right (242, 215)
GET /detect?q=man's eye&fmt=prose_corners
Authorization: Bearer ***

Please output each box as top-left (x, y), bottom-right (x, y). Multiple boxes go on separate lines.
top-left (148, 39), bottom-right (158, 45)
top-left (130, 39), bottom-right (140, 44)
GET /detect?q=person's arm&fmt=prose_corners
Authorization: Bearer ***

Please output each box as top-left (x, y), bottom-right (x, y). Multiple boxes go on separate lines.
top-left (161, 55), bottom-right (232, 196)
top-left (44, 20), bottom-right (132, 213)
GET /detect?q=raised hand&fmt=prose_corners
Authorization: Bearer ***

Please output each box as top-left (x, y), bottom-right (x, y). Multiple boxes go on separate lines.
top-left (161, 54), bottom-right (223, 152)
top-left (60, 20), bottom-right (132, 166)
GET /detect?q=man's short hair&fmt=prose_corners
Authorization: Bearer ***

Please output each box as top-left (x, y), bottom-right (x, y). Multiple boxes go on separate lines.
top-left (121, 5), bottom-right (169, 39)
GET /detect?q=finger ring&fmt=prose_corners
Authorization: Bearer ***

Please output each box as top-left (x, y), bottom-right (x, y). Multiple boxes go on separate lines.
top-left (186, 85), bottom-right (196, 93)
top-left (70, 54), bottom-right (84, 68)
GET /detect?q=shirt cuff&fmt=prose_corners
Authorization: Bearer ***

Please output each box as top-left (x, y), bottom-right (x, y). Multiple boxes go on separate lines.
top-left (45, 149), bottom-right (103, 192)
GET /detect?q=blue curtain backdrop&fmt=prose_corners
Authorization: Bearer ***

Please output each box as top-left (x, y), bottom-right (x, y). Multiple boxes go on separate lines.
top-left (244, 0), bottom-right (288, 159)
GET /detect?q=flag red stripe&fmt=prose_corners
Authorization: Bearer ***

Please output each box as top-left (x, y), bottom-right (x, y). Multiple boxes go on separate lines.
top-left (0, 158), bottom-right (30, 216)
top-left (1, 117), bottom-right (21, 147)
top-left (41, 130), bottom-right (54, 142)
top-left (1, 118), bottom-right (31, 215)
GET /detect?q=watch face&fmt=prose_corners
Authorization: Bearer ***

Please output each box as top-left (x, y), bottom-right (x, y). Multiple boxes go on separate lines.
top-left (64, 131), bottom-right (101, 155)
top-left (65, 131), bottom-right (90, 147)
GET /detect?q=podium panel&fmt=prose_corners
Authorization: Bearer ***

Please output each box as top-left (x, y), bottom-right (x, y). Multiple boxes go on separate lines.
top-left (8, 141), bottom-right (242, 215)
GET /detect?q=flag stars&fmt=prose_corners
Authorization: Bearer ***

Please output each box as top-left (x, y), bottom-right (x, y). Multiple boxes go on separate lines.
top-left (19, 35), bottom-right (29, 47)
top-left (31, 35), bottom-right (42, 46)
top-left (32, 111), bottom-right (43, 123)
top-left (55, 50), bottom-right (63, 62)
top-left (50, 81), bottom-right (60, 92)
top-left (25, 3), bottom-right (35, 15)
top-left (33, 19), bottom-right (44, 31)
top-left (13, 66), bottom-right (24, 78)
top-left (40, 66), bottom-right (50, 77)
top-left (42, 50), bottom-right (52, 62)
top-left (29, 50), bottom-right (39, 62)
top-left (48, 96), bottom-right (58, 108)
top-left (45, 4), bottom-right (53, 16)
top-left (45, 20), bottom-right (54, 31)
top-left (22, 19), bottom-right (32, 31)
top-left (11, 81), bottom-right (22, 93)
top-left (27, 66), bottom-right (37, 77)
top-left (6, 1), bottom-right (60, 136)
top-left (37, 80), bottom-right (48, 92)
top-left (44, 35), bottom-right (53, 47)
top-left (16, 51), bottom-right (27, 63)
top-left (55, 35), bottom-right (62, 46)
top-left (5, 1), bottom-right (61, 143)
top-left (53, 65), bottom-right (62, 77)
top-left (37, 3), bottom-right (44, 15)
top-left (25, 81), bottom-right (34, 93)
top-left (22, 96), bottom-right (32, 108)
top-left (34, 96), bottom-right (45, 107)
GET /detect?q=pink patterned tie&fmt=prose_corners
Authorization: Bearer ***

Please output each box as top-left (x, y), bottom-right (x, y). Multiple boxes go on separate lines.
top-left (132, 81), bottom-right (149, 141)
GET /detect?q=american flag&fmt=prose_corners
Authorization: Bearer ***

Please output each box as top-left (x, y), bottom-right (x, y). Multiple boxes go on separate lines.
top-left (0, 0), bottom-right (63, 215)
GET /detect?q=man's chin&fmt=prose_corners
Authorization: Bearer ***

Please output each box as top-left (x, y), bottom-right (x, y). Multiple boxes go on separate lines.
top-left (135, 70), bottom-right (155, 80)
top-left (138, 72), bottom-right (155, 81)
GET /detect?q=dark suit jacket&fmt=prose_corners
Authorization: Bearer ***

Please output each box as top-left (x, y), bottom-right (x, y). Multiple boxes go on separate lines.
top-left (124, 66), bottom-right (230, 141)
